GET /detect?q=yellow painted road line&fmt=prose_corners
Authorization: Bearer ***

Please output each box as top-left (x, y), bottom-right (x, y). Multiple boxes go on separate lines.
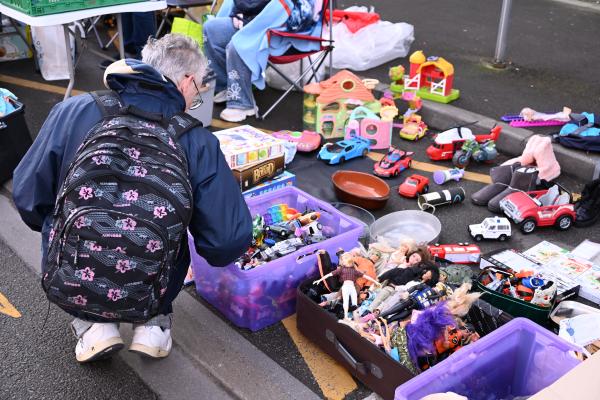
top-left (282, 315), bottom-right (357, 400)
top-left (367, 152), bottom-right (492, 184)
top-left (0, 74), bottom-right (85, 97)
top-left (0, 291), bottom-right (21, 318)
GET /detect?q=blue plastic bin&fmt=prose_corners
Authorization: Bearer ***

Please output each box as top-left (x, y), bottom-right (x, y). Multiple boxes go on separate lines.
top-left (189, 186), bottom-right (363, 331)
top-left (395, 318), bottom-right (582, 400)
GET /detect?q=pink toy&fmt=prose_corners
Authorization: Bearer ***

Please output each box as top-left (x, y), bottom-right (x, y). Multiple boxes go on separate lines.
top-left (501, 107), bottom-right (571, 128)
top-left (344, 106), bottom-right (392, 150)
top-left (502, 135), bottom-right (560, 181)
top-left (272, 130), bottom-right (323, 152)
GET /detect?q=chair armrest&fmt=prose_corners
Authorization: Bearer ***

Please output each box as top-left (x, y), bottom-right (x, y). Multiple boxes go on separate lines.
top-left (268, 29), bottom-right (333, 43)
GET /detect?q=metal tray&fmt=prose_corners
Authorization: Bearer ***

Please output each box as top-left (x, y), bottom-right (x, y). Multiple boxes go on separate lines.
top-left (369, 210), bottom-right (441, 246)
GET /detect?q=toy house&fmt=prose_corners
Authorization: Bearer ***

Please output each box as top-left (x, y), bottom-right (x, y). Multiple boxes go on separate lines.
top-left (303, 70), bottom-right (377, 139)
top-left (403, 50), bottom-right (460, 103)
top-left (344, 106), bottom-right (393, 150)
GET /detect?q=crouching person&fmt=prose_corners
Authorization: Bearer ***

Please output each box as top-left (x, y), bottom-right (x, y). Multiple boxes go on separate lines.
top-left (13, 34), bottom-right (252, 363)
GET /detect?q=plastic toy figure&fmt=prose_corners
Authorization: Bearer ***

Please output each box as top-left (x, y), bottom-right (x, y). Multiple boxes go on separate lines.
top-left (469, 217), bottom-right (511, 242)
top-left (313, 252), bottom-right (381, 320)
top-left (389, 65), bottom-right (405, 95)
top-left (452, 139), bottom-right (498, 169)
top-left (272, 130), bottom-right (323, 152)
top-left (317, 135), bottom-right (371, 165)
top-left (499, 184), bottom-right (576, 233)
top-left (399, 174), bottom-right (430, 198)
top-left (252, 215), bottom-right (265, 245)
top-left (399, 114), bottom-right (428, 141)
top-left (501, 107), bottom-right (571, 127)
top-left (373, 146), bottom-right (413, 178)
top-left (426, 125), bottom-right (501, 161)
top-left (432, 168), bottom-right (465, 185)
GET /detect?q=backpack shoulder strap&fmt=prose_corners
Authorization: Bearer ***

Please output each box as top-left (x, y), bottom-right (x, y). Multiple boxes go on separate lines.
top-left (168, 112), bottom-right (202, 140)
top-left (90, 90), bottom-right (124, 117)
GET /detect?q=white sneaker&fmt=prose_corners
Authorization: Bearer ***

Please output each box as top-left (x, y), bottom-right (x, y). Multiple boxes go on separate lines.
top-left (75, 323), bottom-right (124, 363)
top-left (220, 107), bottom-right (257, 122)
top-left (214, 90), bottom-right (227, 104)
top-left (129, 326), bottom-right (172, 358)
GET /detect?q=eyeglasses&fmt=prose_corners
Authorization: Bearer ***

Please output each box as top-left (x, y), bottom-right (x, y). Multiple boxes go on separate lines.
top-left (189, 77), bottom-right (204, 110)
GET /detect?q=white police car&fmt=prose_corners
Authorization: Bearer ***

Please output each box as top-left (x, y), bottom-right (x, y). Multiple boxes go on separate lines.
top-left (469, 217), bottom-right (512, 242)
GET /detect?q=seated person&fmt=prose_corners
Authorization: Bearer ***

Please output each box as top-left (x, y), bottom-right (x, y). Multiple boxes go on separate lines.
top-left (204, 0), bottom-right (321, 122)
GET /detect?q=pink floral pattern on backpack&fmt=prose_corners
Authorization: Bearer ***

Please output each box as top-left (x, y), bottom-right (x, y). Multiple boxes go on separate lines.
top-left (107, 289), bottom-right (124, 301)
top-left (69, 295), bottom-right (88, 306)
top-left (116, 218), bottom-right (137, 231)
top-left (78, 187), bottom-right (94, 200)
top-left (115, 259), bottom-right (133, 273)
top-left (75, 267), bottom-right (95, 281)
top-left (123, 189), bottom-right (139, 201)
top-left (125, 147), bottom-right (140, 159)
top-left (153, 206), bottom-right (167, 219)
top-left (146, 240), bottom-right (162, 253)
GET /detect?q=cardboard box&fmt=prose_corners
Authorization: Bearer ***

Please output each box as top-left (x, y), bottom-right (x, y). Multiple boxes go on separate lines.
top-left (232, 154), bottom-right (285, 191)
top-left (0, 23), bottom-right (32, 62)
top-left (213, 125), bottom-right (285, 168)
top-left (242, 171), bottom-right (295, 198)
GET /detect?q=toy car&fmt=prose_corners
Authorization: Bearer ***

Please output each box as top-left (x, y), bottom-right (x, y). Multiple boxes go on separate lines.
top-left (428, 243), bottom-right (481, 264)
top-left (399, 114), bottom-right (428, 141)
top-left (272, 130), bottom-right (323, 152)
top-left (469, 217), bottom-right (511, 242)
top-left (398, 174), bottom-right (430, 198)
top-left (265, 224), bottom-right (294, 240)
top-left (499, 185), bottom-right (575, 234)
top-left (373, 146), bottom-right (413, 178)
top-left (426, 125), bottom-right (502, 161)
top-left (258, 238), bottom-right (305, 261)
top-left (317, 136), bottom-right (371, 165)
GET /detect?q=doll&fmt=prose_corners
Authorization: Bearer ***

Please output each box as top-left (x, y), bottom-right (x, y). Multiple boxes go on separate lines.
top-left (314, 252), bottom-right (382, 320)
top-left (371, 239), bottom-right (417, 276)
top-left (378, 260), bottom-right (439, 287)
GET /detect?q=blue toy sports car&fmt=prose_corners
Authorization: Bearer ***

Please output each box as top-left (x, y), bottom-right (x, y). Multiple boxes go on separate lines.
top-left (317, 136), bottom-right (371, 165)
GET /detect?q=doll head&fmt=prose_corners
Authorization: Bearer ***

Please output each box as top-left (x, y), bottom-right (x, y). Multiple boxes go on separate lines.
top-left (398, 238), bottom-right (417, 256)
top-left (418, 261), bottom-right (440, 285)
top-left (407, 246), bottom-right (431, 266)
top-left (339, 252), bottom-right (356, 268)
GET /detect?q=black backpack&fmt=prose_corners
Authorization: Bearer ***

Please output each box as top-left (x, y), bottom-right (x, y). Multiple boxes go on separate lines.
top-left (42, 91), bottom-right (200, 323)
top-left (553, 113), bottom-right (600, 152)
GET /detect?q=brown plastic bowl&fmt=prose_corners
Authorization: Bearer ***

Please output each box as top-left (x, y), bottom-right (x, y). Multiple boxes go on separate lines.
top-left (331, 170), bottom-right (390, 210)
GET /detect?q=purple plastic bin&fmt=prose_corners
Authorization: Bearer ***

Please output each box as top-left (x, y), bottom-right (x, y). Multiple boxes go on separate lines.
top-left (395, 318), bottom-right (582, 400)
top-left (189, 186), bottom-right (363, 331)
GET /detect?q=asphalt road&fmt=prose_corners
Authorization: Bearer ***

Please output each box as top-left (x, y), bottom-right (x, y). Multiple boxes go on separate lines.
top-left (0, 235), bottom-right (157, 400)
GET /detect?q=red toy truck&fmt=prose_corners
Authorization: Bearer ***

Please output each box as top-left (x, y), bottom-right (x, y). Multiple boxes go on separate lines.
top-left (426, 125), bottom-right (502, 161)
top-left (499, 185), bottom-right (576, 234)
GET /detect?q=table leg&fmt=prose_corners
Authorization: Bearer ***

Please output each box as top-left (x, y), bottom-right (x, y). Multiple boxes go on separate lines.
top-left (116, 13), bottom-right (125, 59)
top-left (63, 24), bottom-right (76, 101)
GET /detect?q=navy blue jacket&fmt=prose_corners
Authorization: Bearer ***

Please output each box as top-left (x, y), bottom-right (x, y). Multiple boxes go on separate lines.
top-left (13, 60), bottom-right (252, 313)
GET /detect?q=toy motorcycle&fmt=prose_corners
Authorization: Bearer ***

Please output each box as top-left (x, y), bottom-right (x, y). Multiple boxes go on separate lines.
top-left (452, 139), bottom-right (497, 168)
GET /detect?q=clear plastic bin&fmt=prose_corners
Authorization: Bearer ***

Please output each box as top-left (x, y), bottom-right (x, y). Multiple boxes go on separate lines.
top-left (189, 186), bottom-right (363, 331)
top-left (395, 318), bottom-right (582, 400)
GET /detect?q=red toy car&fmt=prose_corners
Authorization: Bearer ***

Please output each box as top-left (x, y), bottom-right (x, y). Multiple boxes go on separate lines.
top-left (373, 147), bottom-right (413, 178)
top-left (428, 243), bottom-right (481, 264)
top-left (499, 185), bottom-right (576, 234)
top-left (399, 174), bottom-right (430, 198)
top-left (426, 125), bottom-right (502, 161)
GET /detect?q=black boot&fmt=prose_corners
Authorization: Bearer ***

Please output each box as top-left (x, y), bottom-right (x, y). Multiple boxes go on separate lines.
top-left (575, 178), bottom-right (600, 227)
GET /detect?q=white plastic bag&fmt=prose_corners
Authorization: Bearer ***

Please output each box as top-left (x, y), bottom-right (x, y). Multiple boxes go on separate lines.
top-left (265, 55), bottom-right (327, 91)
top-left (31, 24), bottom-right (77, 81)
top-left (329, 15), bottom-right (414, 71)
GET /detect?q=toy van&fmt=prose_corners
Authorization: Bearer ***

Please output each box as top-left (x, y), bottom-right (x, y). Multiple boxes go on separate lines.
top-left (469, 217), bottom-right (511, 242)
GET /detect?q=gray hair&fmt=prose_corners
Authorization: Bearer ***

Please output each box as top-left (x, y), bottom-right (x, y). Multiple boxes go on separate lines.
top-left (142, 34), bottom-right (208, 84)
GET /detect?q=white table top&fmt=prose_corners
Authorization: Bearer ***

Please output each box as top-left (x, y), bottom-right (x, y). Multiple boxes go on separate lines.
top-left (0, 1), bottom-right (167, 26)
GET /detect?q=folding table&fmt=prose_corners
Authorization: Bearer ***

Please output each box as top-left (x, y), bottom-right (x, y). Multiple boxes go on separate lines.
top-left (0, 1), bottom-right (167, 100)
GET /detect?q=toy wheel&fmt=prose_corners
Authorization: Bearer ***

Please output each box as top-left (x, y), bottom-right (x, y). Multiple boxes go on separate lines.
top-left (555, 215), bottom-right (573, 231)
top-left (474, 235), bottom-right (483, 242)
top-left (362, 149), bottom-right (368, 157)
top-left (339, 157), bottom-right (345, 165)
top-left (422, 185), bottom-right (429, 194)
top-left (498, 234), bottom-right (508, 242)
top-left (520, 219), bottom-right (536, 234)
top-left (393, 170), bottom-right (399, 177)
top-left (408, 160), bottom-right (412, 168)
top-left (316, 223), bottom-right (323, 230)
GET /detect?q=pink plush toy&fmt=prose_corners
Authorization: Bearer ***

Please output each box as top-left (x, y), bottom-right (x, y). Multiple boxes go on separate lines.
top-left (503, 135), bottom-right (560, 181)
